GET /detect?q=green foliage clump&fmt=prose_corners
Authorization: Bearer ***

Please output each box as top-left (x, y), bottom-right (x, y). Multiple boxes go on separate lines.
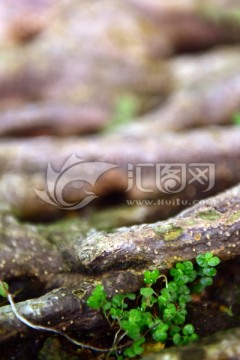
top-left (87, 252), bottom-right (220, 358)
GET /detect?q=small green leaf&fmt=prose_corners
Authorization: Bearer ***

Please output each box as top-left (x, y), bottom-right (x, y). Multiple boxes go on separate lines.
top-left (154, 322), bottom-right (169, 333)
top-left (152, 330), bottom-right (168, 342)
top-left (182, 335), bottom-right (191, 345)
top-left (140, 311), bottom-right (154, 327)
top-left (182, 261), bottom-right (194, 270)
top-left (200, 277), bottom-right (213, 287)
top-left (196, 254), bottom-right (208, 267)
top-left (124, 338), bottom-right (145, 357)
top-left (170, 326), bottom-right (181, 336)
top-left (87, 285), bottom-right (107, 309)
top-left (163, 304), bottom-right (177, 322)
top-left (170, 268), bottom-right (182, 278)
top-left (132, 339), bottom-right (145, 355)
top-left (143, 270), bottom-right (160, 284)
top-left (128, 309), bottom-right (142, 323)
top-left (158, 295), bottom-right (168, 307)
top-left (202, 267), bottom-right (217, 277)
top-left (179, 294), bottom-right (192, 304)
top-left (123, 346), bottom-right (136, 358)
top-left (0, 281), bottom-right (9, 298)
top-left (120, 321), bottom-right (141, 340)
top-left (166, 303), bottom-right (176, 311)
top-left (208, 256), bottom-right (220, 267)
top-left (141, 301), bottom-right (147, 311)
top-left (173, 333), bottom-right (182, 345)
top-left (175, 275), bottom-right (190, 285)
top-left (140, 287), bottom-right (154, 297)
top-left (183, 324), bottom-right (195, 335)
top-left (177, 285), bottom-right (190, 295)
top-left (126, 293), bottom-right (136, 300)
top-left (173, 310), bottom-right (187, 325)
top-left (102, 301), bottom-right (111, 311)
top-left (185, 269), bottom-right (198, 282)
top-left (167, 281), bottom-right (178, 292)
top-left (110, 308), bottom-right (123, 318)
top-left (205, 252), bottom-right (213, 262)
top-left (161, 288), bottom-right (171, 299)
top-left (112, 294), bottom-right (125, 308)
top-left (176, 263), bottom-right (185, 270)
top-left (190, 333), bottom-right (199, 342)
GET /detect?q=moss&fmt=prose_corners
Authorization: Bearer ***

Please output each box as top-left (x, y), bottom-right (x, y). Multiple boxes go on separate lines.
top-left (37, 217), bottom-right (90, 246)
top-left (226, 211), bottom-right (240, 224)
top-left (183, 219), bottom-right (198, 226)
top-left (155, 223), bottom-right (184, 241)
top-left (32, 302), bottom-right (45, 311)
top-left (71, 288), bottom-right (87, 299)
top-left (196, 209), bottom-right (221, 221)
top-left (89, 205), bottom-right (147, 231)
top-left (197, 2), bottom-right (240, 25)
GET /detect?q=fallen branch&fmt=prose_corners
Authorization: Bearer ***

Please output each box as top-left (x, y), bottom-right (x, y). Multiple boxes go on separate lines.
top-left (1, 184), bottom-right (240, 344)
top-left (0, 280), bottom-right (117, 353)
top-left (0, 126), bottom-right (240, 220)
top-left (72, 183), bottom-right (240, 272)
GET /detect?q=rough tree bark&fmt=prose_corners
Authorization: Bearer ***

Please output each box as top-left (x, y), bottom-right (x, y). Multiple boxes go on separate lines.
top-left (0, 184), bottom-right (240, 344)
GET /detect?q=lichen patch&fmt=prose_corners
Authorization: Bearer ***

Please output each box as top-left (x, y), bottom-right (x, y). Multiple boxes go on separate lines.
top-left (196, 209), bottom-right (221, 221)
top-left (155, 223), bottom-right (184, 241)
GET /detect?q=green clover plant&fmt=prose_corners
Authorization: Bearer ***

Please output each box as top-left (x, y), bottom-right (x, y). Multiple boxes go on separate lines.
top-left (0, 252), bottom-right (220, 358)
top-left (87, 252), bottom-right (220, 358)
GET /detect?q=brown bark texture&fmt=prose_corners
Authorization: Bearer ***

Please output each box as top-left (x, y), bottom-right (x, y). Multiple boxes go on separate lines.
top-left (1, 184), bottom-right (240, 343)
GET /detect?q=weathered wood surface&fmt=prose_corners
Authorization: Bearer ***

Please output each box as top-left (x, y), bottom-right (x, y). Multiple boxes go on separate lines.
top-left (71, 183), bottom-right (240, 273)
top-left (122, 47), bottom-right (240, 135)
top-left (0, 103), bottom-right (111, 136)
top-left (0, 0), bottom-right (240, 136)
top-left (1, 126), bottom-right (239, 174)
top-left (1, 184), bottom-right (240, 343)
top-left (0, 126), bottom-right (239, 220)
top-left (0, 46), bottom-right (240, 136)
